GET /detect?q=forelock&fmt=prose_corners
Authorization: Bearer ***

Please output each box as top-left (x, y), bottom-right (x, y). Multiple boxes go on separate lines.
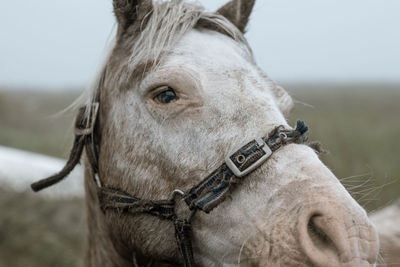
top-left (112, 1), bottom-right (250, 84)
top-left (75, 0), bottom-right (252, 115)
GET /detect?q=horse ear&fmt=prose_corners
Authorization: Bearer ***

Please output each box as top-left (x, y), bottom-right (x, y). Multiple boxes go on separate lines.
top-left (113, 0), bottom-right (153, 31)
top-left (217, 0), bottom-right (256, 33)
top-left (272, 85), bottom-right (294, 117)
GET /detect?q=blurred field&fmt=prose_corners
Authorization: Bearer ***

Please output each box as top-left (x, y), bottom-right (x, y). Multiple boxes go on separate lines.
top-left (0, 85), bottom-right (399, 266)
top-left (287, 84), bottom-right (400, 211)
top-left (0, 90), bottom-right (77, 158)
top-left (0, 186), bottom-right (85, 267)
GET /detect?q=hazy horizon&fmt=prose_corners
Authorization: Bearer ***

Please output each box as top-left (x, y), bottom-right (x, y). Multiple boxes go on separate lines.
top-left (1, 0), bottom-right (399, 90)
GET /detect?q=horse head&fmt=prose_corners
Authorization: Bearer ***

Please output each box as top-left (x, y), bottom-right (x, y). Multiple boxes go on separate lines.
top-left (32, 1), bottom-right (379, 266)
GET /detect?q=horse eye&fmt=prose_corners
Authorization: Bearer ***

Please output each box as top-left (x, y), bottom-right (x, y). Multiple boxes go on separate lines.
top-left (154, 87), bottom-right (179, 104)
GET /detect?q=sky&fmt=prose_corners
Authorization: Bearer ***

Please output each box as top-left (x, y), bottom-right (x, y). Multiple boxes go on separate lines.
top-left (0, 0), bottom-right (399, 90)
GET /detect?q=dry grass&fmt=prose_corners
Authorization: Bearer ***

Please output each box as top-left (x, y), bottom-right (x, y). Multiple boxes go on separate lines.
top-left (0, 186), bottom-right (85, 267)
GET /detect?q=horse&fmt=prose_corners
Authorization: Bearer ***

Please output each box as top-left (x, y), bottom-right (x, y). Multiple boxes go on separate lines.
top-left (31, 0), bottom-right (379, 266)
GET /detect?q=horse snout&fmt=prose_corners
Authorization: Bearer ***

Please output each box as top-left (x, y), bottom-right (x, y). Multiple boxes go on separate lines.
top-left (297, 203), bottom-right (379, 267)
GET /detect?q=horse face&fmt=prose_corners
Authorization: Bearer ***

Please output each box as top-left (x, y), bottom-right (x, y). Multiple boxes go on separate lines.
top-left (96, 1), bottom-right (379, 265)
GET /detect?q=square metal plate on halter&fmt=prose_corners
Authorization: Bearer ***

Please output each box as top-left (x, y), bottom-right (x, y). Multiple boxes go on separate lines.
top-left (225, 137), bottom-right (272, 177)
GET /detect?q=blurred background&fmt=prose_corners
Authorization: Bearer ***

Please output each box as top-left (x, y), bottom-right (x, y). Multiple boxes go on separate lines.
top-left (0, 0), bottom-right (399, 266)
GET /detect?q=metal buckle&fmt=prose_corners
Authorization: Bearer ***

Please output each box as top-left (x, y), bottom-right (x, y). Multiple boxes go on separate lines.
top-left (74, 102), bottom-right (99, 136)
top-left (225, 137), bottom-right (272, 177)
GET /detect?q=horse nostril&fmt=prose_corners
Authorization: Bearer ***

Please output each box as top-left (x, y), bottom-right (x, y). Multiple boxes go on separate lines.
top-left (298, 208), bottom-right (378, 267)
top-left (308, 216), bottom-right (334, 249)
top-left (298, 212), bottom-right (345, 267)
top-left (306, 215), bottom-right (340, 263)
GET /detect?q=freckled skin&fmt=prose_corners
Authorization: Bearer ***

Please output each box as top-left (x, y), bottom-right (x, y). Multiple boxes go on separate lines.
top-left (83, 2), bottom-right (379, 267)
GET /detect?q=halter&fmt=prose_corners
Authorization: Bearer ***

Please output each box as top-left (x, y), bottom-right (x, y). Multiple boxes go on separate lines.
top-left (31, 102), bottom-right (310, 267)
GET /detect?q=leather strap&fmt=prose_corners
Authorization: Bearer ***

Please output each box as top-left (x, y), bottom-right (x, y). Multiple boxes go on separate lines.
top-left (174, 219), bottom-right (195, 267)
top-left (184, 164), bottom-right (236, 213)
top-left (184, 121), bottom-right (308, 214)
top-left (98, 187), bottom-right (176, 220)
top-left (30, 104), bottom-right (98, 192)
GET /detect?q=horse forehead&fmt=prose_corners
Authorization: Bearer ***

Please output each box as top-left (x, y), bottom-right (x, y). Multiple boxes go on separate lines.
top-left (166, 29), bottom-right (253, 72)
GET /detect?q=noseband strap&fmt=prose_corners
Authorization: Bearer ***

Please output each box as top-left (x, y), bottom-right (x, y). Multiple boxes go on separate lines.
top-left (31, 103), bottom-right (309, 267)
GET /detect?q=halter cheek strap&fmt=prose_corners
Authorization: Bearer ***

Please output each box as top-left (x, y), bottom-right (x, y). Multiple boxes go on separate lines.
top-left (30, 104), bottom-right (99, 192)
top-left (31, 103), bottom-right (310, 267)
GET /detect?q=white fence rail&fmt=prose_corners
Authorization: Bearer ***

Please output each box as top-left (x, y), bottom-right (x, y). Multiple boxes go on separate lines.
top-left (0, 146), bottom-right (83, 198)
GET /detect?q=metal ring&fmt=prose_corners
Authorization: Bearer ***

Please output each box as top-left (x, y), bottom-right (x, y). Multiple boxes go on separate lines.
top-left (171, 189), bottom-right (185, 200)
top-left (236, 154), bottom-right (246, 164)
top-left (279, 133), bottom-right (288, 140)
